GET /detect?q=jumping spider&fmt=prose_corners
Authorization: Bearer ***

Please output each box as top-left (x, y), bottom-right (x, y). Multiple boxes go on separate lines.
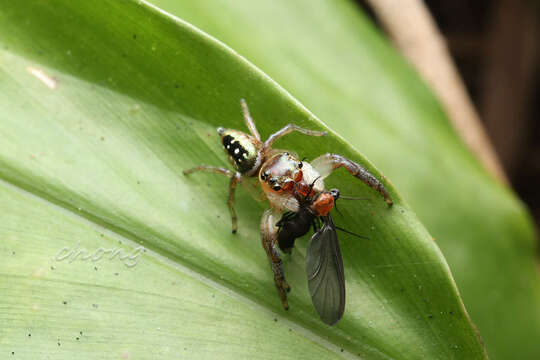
top-left (184, 99), bottom-right (392, 324)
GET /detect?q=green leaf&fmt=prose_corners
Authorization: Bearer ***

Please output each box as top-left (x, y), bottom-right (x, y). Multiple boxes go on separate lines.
top-left (0, 0), bottom-right (487, 359)
top-left (144, 1), bottom-right (540, 359)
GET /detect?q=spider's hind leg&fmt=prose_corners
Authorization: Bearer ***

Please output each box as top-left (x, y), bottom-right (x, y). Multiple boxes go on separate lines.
top-left (183, 165), bottom-right (243, 233)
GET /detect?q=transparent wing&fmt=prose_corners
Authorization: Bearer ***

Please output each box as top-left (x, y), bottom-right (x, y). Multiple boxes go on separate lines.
top-left (305, 215), bottom-right (345, 325)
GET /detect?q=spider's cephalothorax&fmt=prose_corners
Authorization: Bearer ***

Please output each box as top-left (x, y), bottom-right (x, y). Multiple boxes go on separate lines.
top-left (258, 151), bottom-right (325, 213)
top-left (184, 99), bottom-right (393, 325)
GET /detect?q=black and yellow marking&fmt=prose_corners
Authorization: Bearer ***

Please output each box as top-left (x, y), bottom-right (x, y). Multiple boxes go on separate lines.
top-left (220, 129), bottom-right (259, 174)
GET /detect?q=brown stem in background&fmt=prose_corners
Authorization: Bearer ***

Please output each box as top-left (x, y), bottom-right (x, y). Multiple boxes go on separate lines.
top-left (364, 0), bottom-right (508, 184)
top-left (481, 0), bottom-right (539, 176)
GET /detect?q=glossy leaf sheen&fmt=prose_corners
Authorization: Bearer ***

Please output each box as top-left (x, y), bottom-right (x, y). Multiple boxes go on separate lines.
top-left (152, 1), bottom-right (540, 359)
top-left (0, 0), bottom-right (487, 359)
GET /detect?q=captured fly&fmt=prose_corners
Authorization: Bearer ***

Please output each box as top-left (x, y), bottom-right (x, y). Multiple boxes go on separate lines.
top-left (277, 189), bottom-right (346, 325)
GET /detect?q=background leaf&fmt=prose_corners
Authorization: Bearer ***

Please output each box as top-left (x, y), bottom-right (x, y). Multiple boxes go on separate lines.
top-left (0, 0), bottom-right (491, 359)
top-left (148, 0), bottom-right (540, 359)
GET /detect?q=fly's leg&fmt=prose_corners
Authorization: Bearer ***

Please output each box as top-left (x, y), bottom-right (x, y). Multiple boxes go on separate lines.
top-left (240, 99), bottom-right (261, 141)
top-left (311, 154), bottom-right (393, 206)
top-left (261, 208), bottom-right (291, 310)
top-left (263, 124), bottom-right (327, 152)
top-left (183, 165), bottom-right (242, 233)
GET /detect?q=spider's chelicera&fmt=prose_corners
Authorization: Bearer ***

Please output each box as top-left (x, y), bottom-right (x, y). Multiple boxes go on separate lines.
top-left (184, 99), bottom-right (392, 325)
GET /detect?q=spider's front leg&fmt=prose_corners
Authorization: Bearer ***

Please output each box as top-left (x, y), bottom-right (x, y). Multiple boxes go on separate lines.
top-left (183, 165), bottom-right (242, 233)
top-left (311, 154), bottom-right (393, 206)
top-left (261, 208), bottom-right (291, 310)
top-left (263, 124), bottom-right (327, 153)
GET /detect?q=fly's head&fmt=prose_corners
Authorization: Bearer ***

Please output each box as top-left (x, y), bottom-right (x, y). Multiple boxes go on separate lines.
top-left (259, 152), bottom-right (304, 195)
top-left (310, 189), bottom-right (340, 216)
top-left (218, 127), bottom-right (262, 175)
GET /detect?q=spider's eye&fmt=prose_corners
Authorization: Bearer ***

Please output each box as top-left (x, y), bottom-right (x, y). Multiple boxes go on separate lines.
top-left (272, 185), bottom-right (282, 191)
top-left (269, 178), bottom-right (277, 185)
top-left (260, 171), bottom-right (269, 181)
top-left (297, 162), bottom-right (303, 169)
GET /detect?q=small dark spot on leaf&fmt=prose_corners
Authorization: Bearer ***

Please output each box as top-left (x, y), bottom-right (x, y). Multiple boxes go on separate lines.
top-left (100, 136), bottom-right (104, 141)
top-left (12, 351), bottom-right (14, 355)
top-left (340, 348), bottom-right (344, 352)
top-left (399, 287), bottom-right (404, 292)
top-left (428, 314), bottom-right (433, 319)
top-left (132, 34), bottom-right (137, 39)
top-left (92, 304), bottom-right (98, 308)
top-left (137, 181), bottom-right (140, 185)
top-left (12, 251), bottom-right (15, 255)
top-left (80, 331), bottom-right (83, 336)
top-left (58, 342), bottom-right (61, 346)
top-left (449, 311), bottom-right (454, 315)
top-left (100, 234), bottom-right (104, 237)
top-left (288, 328), bottom-right (291, 332)
top-left (174, 84), bottom-right (179, 89)
top-left (122, 52), bottom-right (126, 57)
top-left (76, 337), bottom-right (79, 341)
top-left (50, 266), bottom-right (55, 270)
top-left (28, 333), bottom-right (31, 337)
top-left (94, 267), bottom-right (98, 271)
top-left (62, 301), bottom-right (67, 305)
top-left (114, 272), bottom-right (119, 276)
top-left (273, 318), bottom-right (277, 322)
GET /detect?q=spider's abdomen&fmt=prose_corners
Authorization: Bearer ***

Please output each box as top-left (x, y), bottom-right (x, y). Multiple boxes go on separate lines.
top-left (218, 128), bottom-right (261, 175)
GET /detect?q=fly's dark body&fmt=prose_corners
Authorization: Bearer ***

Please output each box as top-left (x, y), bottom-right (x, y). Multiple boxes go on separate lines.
top-left (276, 206), bottom-right (314, 253)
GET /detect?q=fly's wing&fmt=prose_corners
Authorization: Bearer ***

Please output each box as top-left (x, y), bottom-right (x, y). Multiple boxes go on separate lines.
top-left (305, 215), bottom-right (345, 325)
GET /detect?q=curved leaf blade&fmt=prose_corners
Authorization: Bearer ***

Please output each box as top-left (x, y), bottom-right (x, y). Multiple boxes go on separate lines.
top-left (0, 0), bottom-right (486, 358)
top-left (153, 1), bottom-right (540, 359)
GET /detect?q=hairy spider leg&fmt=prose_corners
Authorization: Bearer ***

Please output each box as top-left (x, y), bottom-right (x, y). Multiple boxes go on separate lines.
top-left (263, 124), bottom-right (327, 155)
top-left (310, 154), bottom-right (393, 206)
top-left (261, 209), bottom-right (291, 310)
top-left (240, 99), bottom-right (261, 142)
top-left (183, 166), bottom-right (242, 233)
